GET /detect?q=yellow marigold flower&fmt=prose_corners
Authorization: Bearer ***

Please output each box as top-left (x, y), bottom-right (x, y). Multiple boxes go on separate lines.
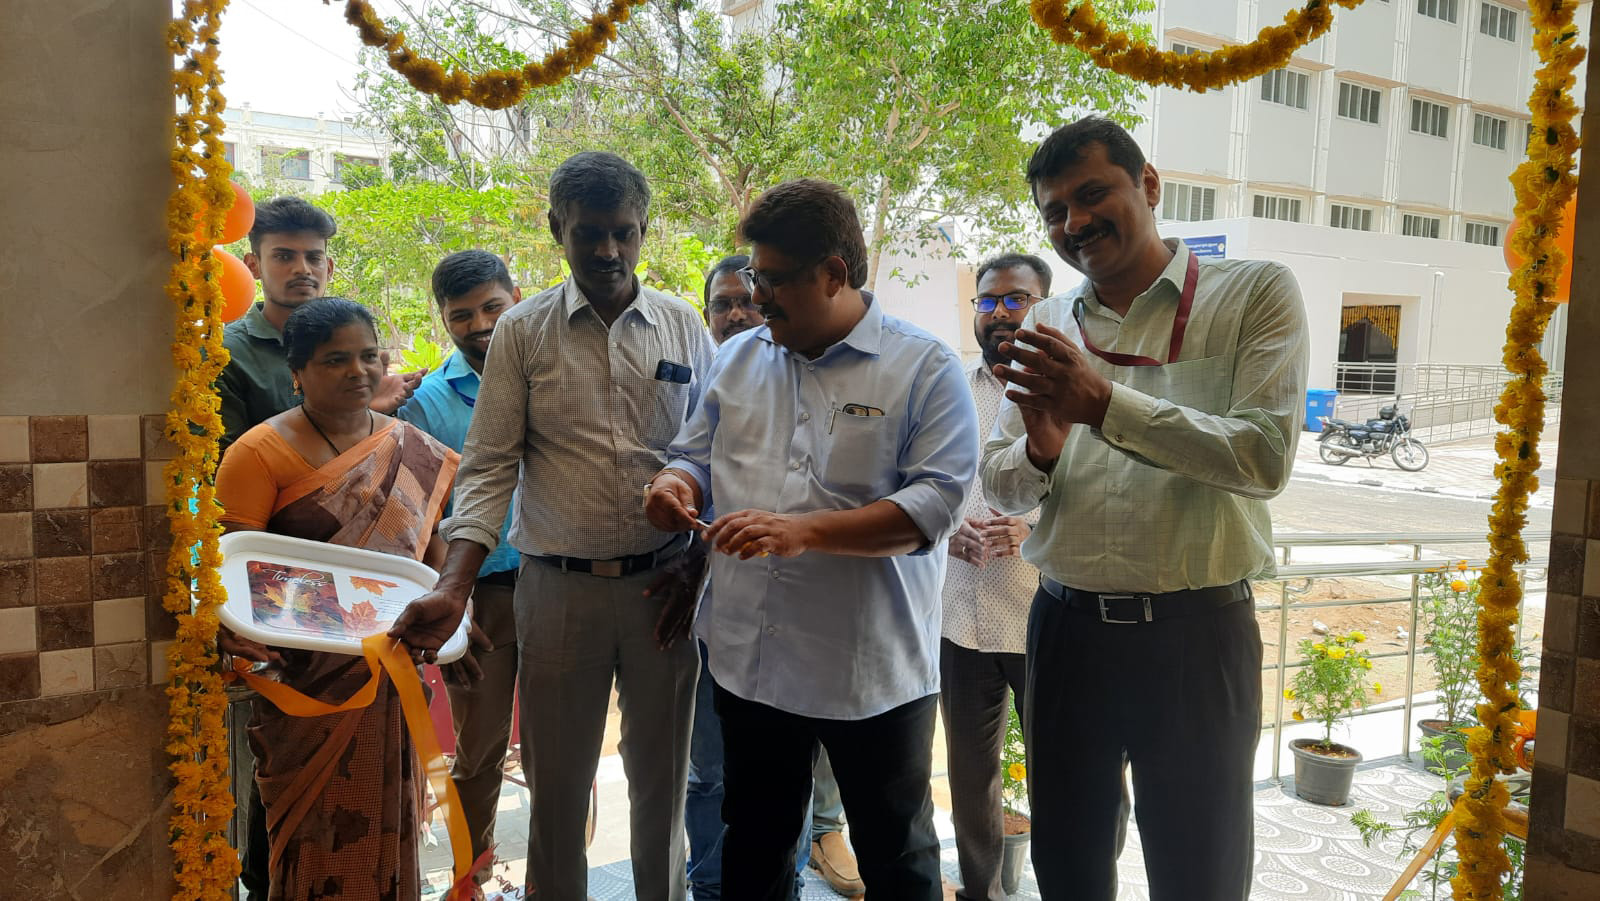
top-left (1283, 688), bottom-right (1295, 700)
top-left (1457, 560), bottom-right (1470, 572)
top-left (1313, 643), bottom-right (1327, 654)
top-left (1349, 630), bottom-right (1366, 643)
top-left (1451, 579), bottom-right (1470, 593)
top-left (1361, 658), bottom-right (1373, 670)
top-left (1008, 762), bottom-right (1026, 782)
top-left (1329, 647), bottom-right (1348, 660)
top-left (1292, 710), bottom-right (1305, 721)
top-left (1372, 683), bottom-right (1383, 694)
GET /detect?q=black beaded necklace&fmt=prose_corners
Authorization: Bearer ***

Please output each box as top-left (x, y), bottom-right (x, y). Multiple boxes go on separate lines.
top-left (302, 406), bottom-right (373, 457)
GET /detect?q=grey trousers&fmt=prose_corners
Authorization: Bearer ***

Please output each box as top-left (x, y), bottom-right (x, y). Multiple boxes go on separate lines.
top-left (515, 558), bottom-right (698, 901)
top-left (445, 579), bottom-right (519, 867)
top-left (938, 638), bottom-right (1027, 901)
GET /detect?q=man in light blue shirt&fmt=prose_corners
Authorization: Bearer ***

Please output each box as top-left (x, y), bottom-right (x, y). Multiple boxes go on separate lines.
top-left (396, 249), bottom-right (522, 870)
top-left (645, 179), bottom-right (978, 901)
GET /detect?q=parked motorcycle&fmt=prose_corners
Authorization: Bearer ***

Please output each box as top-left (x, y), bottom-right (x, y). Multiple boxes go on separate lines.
top-left (1317, 403), bottom-right (1429, 471)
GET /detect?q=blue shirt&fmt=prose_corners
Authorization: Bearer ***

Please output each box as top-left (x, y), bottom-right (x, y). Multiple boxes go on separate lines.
top-left (666, 297), bottom-right (978, 720)
top-left (398, 351), bottom-right (521, 577)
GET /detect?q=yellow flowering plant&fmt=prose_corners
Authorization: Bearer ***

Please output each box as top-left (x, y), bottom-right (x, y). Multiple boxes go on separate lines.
top-left (1288, 630), bottom-right (1375, 751)
top-left (999, 697), bottom-right (1030, 823)
top-left (1422, 569), bottom-right (1484, 728)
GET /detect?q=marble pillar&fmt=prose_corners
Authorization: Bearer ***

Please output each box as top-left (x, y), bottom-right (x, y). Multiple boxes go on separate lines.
top-left (0, 2), bottom-right (184, 897)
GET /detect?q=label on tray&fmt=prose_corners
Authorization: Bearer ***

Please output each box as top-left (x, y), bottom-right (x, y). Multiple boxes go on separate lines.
top-left (246, 559), bottom-right (412, 640)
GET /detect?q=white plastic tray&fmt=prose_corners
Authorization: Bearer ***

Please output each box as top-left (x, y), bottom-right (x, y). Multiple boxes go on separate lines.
top-left (217, 531), bottom-right (469, 664)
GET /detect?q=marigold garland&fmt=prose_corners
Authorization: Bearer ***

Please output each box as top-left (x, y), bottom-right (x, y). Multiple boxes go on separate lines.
top-left (1031, 1), bottom-right (1583, 897)
top-left (164, 1), bottom-right (239, 898)
top-left (1029, 0), bottom-right (1367, 90)
top-left (333, 0), bottom-right (649, 109)
top-left (1452, 0), bottom-right (1584, 897)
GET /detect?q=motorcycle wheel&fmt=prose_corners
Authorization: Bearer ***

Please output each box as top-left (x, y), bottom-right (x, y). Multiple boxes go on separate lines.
top-left (1318, 434), bottom-right (1351, 465)
top-left (1392, 438), bottom-right (1429, 472)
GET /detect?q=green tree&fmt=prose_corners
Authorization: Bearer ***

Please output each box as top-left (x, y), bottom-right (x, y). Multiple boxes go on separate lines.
top-left (348, 0), bottom-right (1148, 288)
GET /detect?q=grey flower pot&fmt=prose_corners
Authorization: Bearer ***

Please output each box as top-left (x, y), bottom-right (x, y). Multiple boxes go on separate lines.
top-left (1290, 738), bottom-right (1362, 806)
top-left (1001, 829), bottom-right (1030, 895)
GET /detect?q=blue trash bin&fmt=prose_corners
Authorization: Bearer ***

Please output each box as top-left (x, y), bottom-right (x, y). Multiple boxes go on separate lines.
top-left (1305, 389), bottom-right (1338, 432)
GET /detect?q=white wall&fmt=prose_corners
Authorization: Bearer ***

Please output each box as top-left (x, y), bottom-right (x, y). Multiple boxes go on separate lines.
top-left (1334, 3), bottom-right (1400, 79)
top-left (1407, 13), bottom-right (1467, 95)
top-left (1159, 218), bottom-right (1513, 390)
top-left (1325, 110), bottom-right (1390, 200)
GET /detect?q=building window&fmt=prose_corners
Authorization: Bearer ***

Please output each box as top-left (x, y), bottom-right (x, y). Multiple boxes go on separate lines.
top-left (1253, 194), bottom-right (1303, 222)
top-left (333, 154), bottom-right (380, 183)
top-left (1171, 41), bottom-right (1202, 55)
top-left (1402, 213), bottom-right (1443, 238)
top-left (1472, 113), bottom-right (1508, 150)
top-left (263, 148), bottom-right (311, 180)
top-left (1330, 204), bottom-right (1374, 231)
top-left (222, 142), bottom-right (236, 167)
top-left (1464, 221), bottom-right (1502, 245)
top-left (1261, 69), bottom-right (1310, 109)
top-left (1162, 182), bottom-right (1216, 221)
top-left (1417, 0), bottom-right (1459, 23)
top-left (1480, 3), bottom-right (1517, 40)
top-left (1338, 82), bottom-right (1382, 124)
top-left (1410, 98), bottom-right (1450, 138)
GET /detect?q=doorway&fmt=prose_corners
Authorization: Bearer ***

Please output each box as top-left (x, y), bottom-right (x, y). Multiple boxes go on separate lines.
top-left (1338, 304), bottom-right (1400, 393)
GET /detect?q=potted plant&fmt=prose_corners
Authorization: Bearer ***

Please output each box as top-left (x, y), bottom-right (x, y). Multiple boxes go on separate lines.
top-left (1417, 566), bottom-right (1483, 773)
top-left (1286, 629), bottom-right (1378, 806)
top-left (998, 698), bottom-right (1031, 896)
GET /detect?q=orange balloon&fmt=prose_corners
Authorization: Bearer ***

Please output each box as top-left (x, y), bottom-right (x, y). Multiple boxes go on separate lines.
top-left (1503, 194), bottom-right (1578, 303)
top-left (215, 248), bottom-right (257, 322)
top-left (193, 181), bottom-right (256, 246)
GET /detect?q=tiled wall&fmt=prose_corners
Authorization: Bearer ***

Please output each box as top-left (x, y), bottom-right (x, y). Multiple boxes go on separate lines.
top-left (1527, 477), bottom-right (1600, 894)
top-left (0, 414), bottom-right (179, 703)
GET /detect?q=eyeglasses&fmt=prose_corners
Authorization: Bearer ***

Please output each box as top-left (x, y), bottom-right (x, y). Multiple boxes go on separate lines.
top-left (737, 265), bottom-right (804, 298)
top-left (706, 295), bottom-right (758, 316)
top-left (969, 292), bottom-right (1043, 313)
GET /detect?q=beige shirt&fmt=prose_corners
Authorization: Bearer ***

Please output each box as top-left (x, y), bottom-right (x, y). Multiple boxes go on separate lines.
top-left (941, 361), bottom-right (1038, 654)
top-left (981, 239), bottom-right (1309, 594)
top-left (442, 278), bottom-right (716, 559)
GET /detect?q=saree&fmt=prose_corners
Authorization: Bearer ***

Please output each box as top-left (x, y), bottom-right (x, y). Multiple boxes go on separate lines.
top-left (217, 420), bottom-right (458, 901)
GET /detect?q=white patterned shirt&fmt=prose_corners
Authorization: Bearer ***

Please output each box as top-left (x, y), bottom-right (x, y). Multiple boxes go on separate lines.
top-left (981, 239), bottom-right (1309, 594)
top-left (442, 278), bottom-right (716, 559)
top-left (941, 360), bottom-right (1038, 655)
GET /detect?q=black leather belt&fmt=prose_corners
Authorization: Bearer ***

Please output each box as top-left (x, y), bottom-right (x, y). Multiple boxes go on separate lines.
top-left (531, 534), bottom-right (689, 579)
top-left (1040, 577), bottom-right (1251, 624)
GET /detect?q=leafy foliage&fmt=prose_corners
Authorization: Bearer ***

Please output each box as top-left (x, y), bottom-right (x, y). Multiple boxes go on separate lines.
top-left (1421, 568), bottom-right (1483, 727)
top-left (1000, 693), bottom-right (1028, 815)
top-left (1287, 630), bottom-right (1376, 748)
top-left (347, 0), bottom-right (1149, 289)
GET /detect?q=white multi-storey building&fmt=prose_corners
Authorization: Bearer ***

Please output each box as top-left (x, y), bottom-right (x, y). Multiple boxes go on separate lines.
top-left (1134, 0), bottom-right (1587, 385)
top-left (723, 1), bottom-right (1584, 388)
top-left (219, 105), bottom-right (392, 195)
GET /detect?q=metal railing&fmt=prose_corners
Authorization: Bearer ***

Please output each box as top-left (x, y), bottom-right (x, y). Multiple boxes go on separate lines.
top-left (1330, 364), bottom-right (1564, 444)
top-left (1258, 530), bottom-right (1550, 781)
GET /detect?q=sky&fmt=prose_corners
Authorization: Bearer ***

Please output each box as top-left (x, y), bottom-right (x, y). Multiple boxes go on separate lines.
top-left (210, 0), bottom-right (378, 117)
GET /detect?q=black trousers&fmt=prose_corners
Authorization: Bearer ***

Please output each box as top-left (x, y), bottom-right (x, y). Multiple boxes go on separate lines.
top-left (1025, 586), bottom-right (1262, 901)
top-left (938, 639), bottom-right (1026, 901)
top-left (715, 681), bottom-right (942, 901)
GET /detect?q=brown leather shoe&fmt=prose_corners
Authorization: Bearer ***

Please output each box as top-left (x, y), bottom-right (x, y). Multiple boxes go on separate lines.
top-left (811, 831), bottom-right (865, 895)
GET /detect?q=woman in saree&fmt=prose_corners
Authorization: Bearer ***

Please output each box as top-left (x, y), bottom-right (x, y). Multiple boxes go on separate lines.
top-left (217, 297), bottom-right (459, 901)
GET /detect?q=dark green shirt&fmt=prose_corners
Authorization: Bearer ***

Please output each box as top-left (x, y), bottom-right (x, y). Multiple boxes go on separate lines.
top-left (217, 302), bottom-right (297, 452)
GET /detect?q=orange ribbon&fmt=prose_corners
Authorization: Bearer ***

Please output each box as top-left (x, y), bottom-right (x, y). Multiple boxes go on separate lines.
top-left (239, 635), bottom-right (486, 898)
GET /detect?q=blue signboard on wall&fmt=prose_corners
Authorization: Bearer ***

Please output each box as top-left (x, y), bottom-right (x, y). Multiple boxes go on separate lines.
top-left (1187, 234), bottom-right (1227, 258)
